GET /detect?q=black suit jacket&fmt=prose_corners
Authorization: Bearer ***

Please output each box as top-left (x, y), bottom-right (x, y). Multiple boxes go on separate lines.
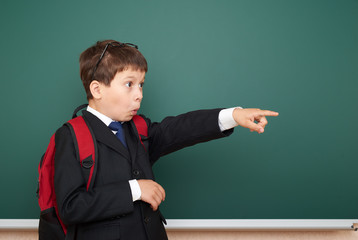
top-left (54, 109), bottom-right (233, 240)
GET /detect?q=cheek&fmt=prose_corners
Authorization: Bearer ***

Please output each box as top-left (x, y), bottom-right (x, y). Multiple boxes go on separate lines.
top-left (107, 89), bottom-right (123, 104)
top-left (103, 87), bottom-right (131, 110)
top-left (114, 94), bottom-right (131, 108)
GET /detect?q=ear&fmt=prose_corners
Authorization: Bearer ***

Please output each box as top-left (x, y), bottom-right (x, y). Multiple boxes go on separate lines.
top-left (89, 80), bottom-right (102, 99)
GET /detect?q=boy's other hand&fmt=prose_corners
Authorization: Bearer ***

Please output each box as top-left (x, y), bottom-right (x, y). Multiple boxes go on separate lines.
top-left (137, 179), bottom-right (166, 211)
top-left (233, 108), bottom-right (279, 134)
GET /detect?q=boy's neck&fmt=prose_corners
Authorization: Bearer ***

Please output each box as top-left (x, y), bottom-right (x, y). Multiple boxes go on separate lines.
top-left (87, 101), bottom-right (114, 125)
top-left (88, 100), bottom-right (99, 112)
top-left (88, 100), bottom-right (107, 118)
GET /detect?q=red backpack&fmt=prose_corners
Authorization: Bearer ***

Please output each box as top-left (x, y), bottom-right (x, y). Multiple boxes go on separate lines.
top-left (37, 105), bottom-right (148, 240)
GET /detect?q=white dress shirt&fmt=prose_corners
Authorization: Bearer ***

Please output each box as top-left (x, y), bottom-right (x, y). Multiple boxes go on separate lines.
top-left (86, 106), bottom-right (240, 202)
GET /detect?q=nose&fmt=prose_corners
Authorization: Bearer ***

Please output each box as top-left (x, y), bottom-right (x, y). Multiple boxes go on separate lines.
top-left (134, 86), bottom-right (143, 102)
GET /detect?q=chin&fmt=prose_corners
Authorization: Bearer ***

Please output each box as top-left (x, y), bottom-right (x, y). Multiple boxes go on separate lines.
top-left (123, 115), bottom-right (133, 122)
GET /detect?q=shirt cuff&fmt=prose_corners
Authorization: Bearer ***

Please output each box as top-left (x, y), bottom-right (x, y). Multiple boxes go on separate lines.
top-left (129, 179), bottom-right (141, 202)
top-left (218, 107), bottom-right (242, 131)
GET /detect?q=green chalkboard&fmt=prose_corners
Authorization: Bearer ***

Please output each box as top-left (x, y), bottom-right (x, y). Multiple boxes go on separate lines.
top-left (1, 0), bottom-right (357, 219)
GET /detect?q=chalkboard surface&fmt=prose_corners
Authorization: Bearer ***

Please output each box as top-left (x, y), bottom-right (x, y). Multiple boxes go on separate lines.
top-left (1, 0), bottom-right (357, 219)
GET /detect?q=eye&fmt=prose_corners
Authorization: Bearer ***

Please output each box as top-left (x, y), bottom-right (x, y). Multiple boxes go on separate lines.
top-left (125, 82), bottom-right (132, 87)
top-left (139, 82), bottom-right (144, 88)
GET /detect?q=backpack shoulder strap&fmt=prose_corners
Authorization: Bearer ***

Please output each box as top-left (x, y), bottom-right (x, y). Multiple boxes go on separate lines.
top-left (132, 115), bottom-right (148, 137)
top-left (132, 115), bottom-right (148, 149)
top-left (66, 116), bottom-right (97, 191)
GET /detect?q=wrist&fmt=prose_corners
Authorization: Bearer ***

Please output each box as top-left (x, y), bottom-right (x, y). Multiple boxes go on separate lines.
top-left (218, 107), bottom-right (241, 131)
top-left (232, 107), bottom-right (244, 126)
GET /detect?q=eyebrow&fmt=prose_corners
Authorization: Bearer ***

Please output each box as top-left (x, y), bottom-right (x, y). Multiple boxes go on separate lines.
top-left (123, 76), bottom-right (145, 81)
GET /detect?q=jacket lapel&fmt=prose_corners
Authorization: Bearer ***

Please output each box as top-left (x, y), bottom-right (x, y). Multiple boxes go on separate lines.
top-left (82, 111), bottom-right (130, 160)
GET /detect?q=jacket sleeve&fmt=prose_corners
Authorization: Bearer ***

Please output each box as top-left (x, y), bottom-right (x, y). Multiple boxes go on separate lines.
top-left (145, 108), bottom-right (234, 164)
top-left (54, 125), bottom-right (134, 225)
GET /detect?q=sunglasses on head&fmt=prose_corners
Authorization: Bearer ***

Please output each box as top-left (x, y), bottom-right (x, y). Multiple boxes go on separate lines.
top-left (92, 41), bottom-right (139, 80)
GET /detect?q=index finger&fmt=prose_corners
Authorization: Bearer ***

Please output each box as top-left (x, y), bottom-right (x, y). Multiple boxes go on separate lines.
top-left (260, 110), bottom-right (279, 117)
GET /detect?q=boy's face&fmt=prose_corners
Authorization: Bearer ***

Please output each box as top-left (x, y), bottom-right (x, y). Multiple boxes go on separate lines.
top-left (97, 68), bottom-right (145, 122)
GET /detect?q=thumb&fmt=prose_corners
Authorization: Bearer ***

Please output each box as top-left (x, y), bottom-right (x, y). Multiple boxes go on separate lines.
top-left (245, 121), bottom-right (264, 133)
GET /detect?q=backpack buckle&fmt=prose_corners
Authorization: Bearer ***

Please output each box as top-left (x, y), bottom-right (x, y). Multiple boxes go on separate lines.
top-left (82, 155), bottom-right (93, 169)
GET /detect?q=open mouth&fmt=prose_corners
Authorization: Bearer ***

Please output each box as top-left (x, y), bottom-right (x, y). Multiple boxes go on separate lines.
top-left (131, 109), bottom-right (139, 115)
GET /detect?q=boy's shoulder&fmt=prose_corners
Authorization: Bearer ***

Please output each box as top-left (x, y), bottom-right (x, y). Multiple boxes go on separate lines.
top-left (54, 114), bottom-right (92, 146)
top-left (55, 123), bottom-right (72, 139)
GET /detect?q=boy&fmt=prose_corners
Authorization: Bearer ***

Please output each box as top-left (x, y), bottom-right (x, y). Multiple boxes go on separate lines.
top-left (54, 40), bottom-right (278, 240)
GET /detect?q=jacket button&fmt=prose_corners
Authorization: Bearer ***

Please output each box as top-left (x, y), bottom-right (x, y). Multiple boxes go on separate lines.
top-left (144, 217), bottom-right (150, 223)
top-left (133, 170), bottom-right (140, 176)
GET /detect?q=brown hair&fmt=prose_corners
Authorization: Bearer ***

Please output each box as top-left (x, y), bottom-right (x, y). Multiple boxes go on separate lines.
top-left (79, 40), bottom-right (148, 100)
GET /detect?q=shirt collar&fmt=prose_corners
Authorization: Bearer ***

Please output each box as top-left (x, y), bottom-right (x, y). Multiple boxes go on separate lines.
top-left (86, 106), bottom-right (114, 127)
